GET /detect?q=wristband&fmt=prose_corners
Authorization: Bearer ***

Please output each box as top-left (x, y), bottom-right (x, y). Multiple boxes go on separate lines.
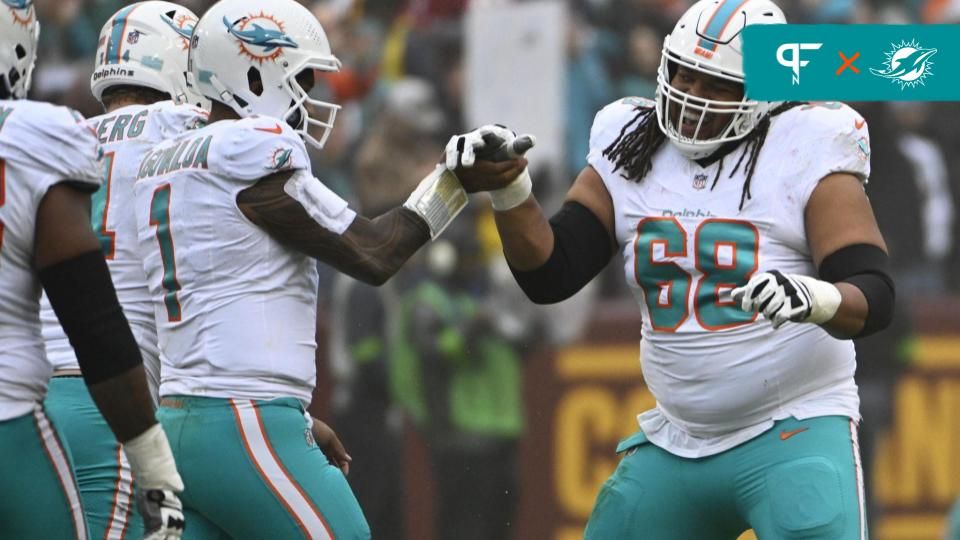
top-left (123, 424), bottom-right (184, 492)
top-left (489, 168), bottom-right (532, 211)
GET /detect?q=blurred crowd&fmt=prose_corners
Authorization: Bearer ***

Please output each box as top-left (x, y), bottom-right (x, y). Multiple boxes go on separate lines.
top-left (28, 0), bottom-right (959, 538)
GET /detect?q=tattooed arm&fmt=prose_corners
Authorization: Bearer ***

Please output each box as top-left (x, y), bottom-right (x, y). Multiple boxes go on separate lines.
top-left (237, 171), bottom-right (430, 286)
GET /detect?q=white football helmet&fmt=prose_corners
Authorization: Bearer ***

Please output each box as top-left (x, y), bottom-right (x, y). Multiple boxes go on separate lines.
top-left (0, 0), bottom-right (39, 99)
top-left (656, 0), bottom-right (786, 159)
top-left (188, 0), bottom-right (341, 149)
top-left (91, 1), bottom-right (206, 107)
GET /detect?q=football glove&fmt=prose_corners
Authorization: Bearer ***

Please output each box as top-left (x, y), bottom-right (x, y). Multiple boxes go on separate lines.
top-left (444, 125), bottom-right (537, 211)
top-left (123, 424), bottom-right (186, 539)
top-left (444, 124), bottom-right (536, 169)
top-left (731, 270), bottom-right (842, 329)
top-left (138, 489), bottom-right (185, 540)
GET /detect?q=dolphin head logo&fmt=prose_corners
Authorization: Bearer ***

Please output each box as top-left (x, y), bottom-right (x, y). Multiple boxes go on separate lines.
top-left (162, 14), bottom-right (195, 41)
top-left (870, 40), bottom-right (937, 89)
top-left (1, 0), bottom-right (31, 9)
top-left (223, 15), bottom-right (298, 53)
top-left (270, 148), bottom-right (293, 170)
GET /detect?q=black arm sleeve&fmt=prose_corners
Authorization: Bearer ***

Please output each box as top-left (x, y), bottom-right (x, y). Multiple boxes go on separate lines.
top-left (508, 201), bottom-right (614, 304)
top-left (39, 250), bottom-right (143, 385)
top-left (818, 243), bottom-right (895, 338)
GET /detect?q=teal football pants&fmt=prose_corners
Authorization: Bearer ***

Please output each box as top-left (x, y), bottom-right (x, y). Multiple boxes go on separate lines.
top-left (158, 396), bottom-right (370, 540)
top-left (585, 415), bottom-right (867, 540)
top-left (0, 403), bottom-right (88, 539)
top-left (46, 375), bottom-right (142, 540)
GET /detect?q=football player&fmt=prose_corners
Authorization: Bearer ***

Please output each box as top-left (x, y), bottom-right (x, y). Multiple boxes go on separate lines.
top-left (132, 0), bottom-right (522, 537)
top-left (0, 1), bottom-right (185, 538)
top-left (38, 3), bottom-right (207, 538)
top-left (449, 0), bottom-right (894, 538)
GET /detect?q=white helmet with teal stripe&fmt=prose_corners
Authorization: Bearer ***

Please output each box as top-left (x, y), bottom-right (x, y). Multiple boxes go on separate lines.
top-left (0, 0), bottom-right (39, 99)
top-left (90, 1), bottom-right (204, 107)
top-left (656, 0), bottom-right (786, 159)
top-left (187, 0), bottom-right (342, 149)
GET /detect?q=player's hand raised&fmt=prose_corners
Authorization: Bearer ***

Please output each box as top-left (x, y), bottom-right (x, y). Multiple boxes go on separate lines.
top-left (444, 124), bottom-right (536, 168)
top-left (138, 489), bottom-right (185, 540)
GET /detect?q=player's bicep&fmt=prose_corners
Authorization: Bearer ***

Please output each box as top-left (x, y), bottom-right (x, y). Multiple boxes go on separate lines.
top-left (804, 172), bottom-right (887, 268)
top-left (34, 183), bottom-right (102, 270)
top-left (565, 166), bottom-right (617, 250)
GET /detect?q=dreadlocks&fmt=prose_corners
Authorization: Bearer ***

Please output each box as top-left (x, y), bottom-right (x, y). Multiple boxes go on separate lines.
top-left (603, 101), bottom-right (805, 210)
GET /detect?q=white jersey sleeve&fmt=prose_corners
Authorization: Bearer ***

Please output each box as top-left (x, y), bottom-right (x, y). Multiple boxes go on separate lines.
top-left (781, 103), bottom-right (871, 208)
top-left (210, 116), bottom-right (355, 234)
top-left (586, 97), bottom-right (655, 181)
top-left (0, 102), bottom-right (102, 201)
top-left (209, 116), bottom-right (311, 182)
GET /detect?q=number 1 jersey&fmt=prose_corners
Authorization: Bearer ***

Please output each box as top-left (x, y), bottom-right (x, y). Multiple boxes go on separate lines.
top-left (133, 116), bottom-right (355, 405)
top-left (588, 99), bottom-right (871, 458)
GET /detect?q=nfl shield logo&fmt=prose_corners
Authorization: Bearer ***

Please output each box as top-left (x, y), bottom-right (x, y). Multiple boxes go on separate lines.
top-left (693, 174), bottom-right (708, 190)
top-left (127, 30), bottom-right (141, 45)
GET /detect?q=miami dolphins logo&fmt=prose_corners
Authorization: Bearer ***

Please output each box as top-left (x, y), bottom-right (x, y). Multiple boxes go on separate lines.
top-left (162, 12), bottom-right (197, 51)
top-left (870, 39), bottom-right (937, 90)
top-left (3, 0), bottom-right (34, 27)
top-left (269, 148), bottom-right (293, 170)
top-left (223, 12), bottom-right (298, 65)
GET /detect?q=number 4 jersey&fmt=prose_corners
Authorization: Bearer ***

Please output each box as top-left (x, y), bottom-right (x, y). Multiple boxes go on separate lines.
top-left (0, 100), bottom-right (102, 421)
top-left (39, 101), bottom-right (207, 400)
top-left (588, 99), bottom-right (871, 458)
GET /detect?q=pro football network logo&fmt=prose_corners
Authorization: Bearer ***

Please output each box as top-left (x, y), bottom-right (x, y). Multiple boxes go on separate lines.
top-left (776, 42), bottom-right (822, 85)
top-left (223, 13), bottom-right (298, 65)
top-left (162, 12), bottom-right (198, 51)
top-left (269, 147), bottom-right (294, 170)
top-left (870, 39), bottom-right (937, 90)
top-left (2, 0), bottom-right (34, 27)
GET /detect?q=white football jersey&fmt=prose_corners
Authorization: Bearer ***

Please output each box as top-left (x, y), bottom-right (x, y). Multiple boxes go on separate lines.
top-left (0, 100), bottom-right (102, 421)
top-left (134, 116), bottom-right (355, 405)
top-left (588, 99), bottom-right (871, 458)
top-left (39, 101), bottom-right (207, 400)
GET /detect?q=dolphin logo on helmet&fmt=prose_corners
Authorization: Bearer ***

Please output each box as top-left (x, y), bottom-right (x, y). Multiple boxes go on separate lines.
top-left (223, 16), bottom-right (298, 52)
top-left (162, 13), bottom-right (195, 41)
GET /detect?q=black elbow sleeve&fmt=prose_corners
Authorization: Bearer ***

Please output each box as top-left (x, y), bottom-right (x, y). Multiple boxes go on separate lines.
top-left (39, 250), bottom-right (143, 385)
top-left (818, 243), bottom-right (895, 338)
top-left (509, 202), bottom-right (614, 304)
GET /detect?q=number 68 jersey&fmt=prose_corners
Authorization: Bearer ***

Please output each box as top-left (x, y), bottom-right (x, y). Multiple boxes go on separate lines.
top-left (588, 99), bottom-right (871, 458)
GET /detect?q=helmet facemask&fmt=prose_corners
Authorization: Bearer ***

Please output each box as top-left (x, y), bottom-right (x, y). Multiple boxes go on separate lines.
top-left (278, 56), bottom-right (341, 149)
top-left (655, 45), bottom-right (764, 159)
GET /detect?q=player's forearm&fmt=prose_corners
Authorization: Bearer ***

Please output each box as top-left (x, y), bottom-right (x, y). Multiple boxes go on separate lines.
top-left (87, 367), bottom-right (160, 442)
top-left (493, 196), bottom-right (555, 270)
top-left (820, 283), bottom-right (869, 339)
top-left (339, 207), bottom-right (431, 286)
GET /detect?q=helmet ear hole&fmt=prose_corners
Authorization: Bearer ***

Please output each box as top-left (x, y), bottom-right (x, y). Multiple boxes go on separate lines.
top-left (15, 45), bottom-right (26, 59)
top-left (247, 67), bottom-right (263, 97)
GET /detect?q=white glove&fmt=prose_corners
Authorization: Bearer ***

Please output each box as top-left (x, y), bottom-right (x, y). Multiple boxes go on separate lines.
top-left (731, 270), bottom-right (842, 329)
top-left (444, 124), bottom-right (537, 211)
top-left (139, 489), bottom-right (185, 540)
top-left (123, 424), bottom-right (186, 539)
top-left (444, 124), bottom-right (536, 168)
